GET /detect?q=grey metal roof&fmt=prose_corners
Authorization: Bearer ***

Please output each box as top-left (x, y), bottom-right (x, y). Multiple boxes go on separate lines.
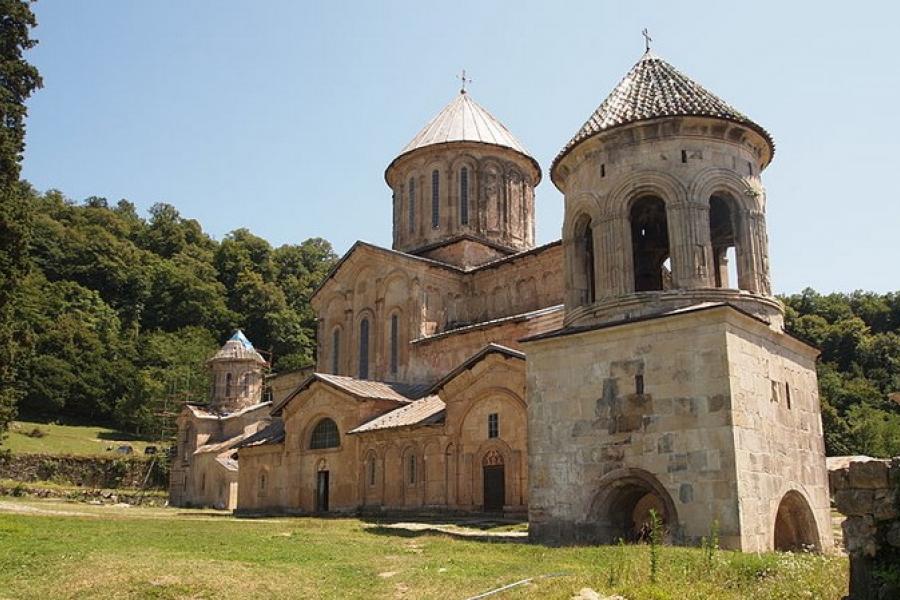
top-left (271, 372), bottom-right (432, 414)
top-left (238, 419), bottom-right (285, 448)
top-left (348, 395), bottom-right (446, 434)
top-left (554, 51), bottom-right (774, 172)
top-left (400, 91), bottom-right (532, 157)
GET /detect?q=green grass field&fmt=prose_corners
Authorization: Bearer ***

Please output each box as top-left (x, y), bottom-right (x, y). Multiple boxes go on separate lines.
top-left (0, 497), bottom-right (847, 600)
top-left (3, 420), bottom-right (163, 456)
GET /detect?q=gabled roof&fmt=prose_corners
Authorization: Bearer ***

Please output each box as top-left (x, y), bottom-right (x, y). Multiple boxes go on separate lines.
top-left (272, 372), bottom-right (431, 415)
top-left (553, 51), bottom-right (774, 176)
top-left (427, 343), bottom-right (525, 394)
top-left (208, 329), bottom-right (267, 365)
top-left (348, 395), bottom-right (445, 434)
top-left (238, 419), bottom-right (285, 449)
top-left (184, 401), bottom-right (271, 420)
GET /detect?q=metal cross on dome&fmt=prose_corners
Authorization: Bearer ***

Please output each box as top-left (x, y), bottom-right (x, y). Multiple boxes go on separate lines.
top-left (458, 69), bottom-right (472, 94)
top-left (642, 28), bottom-right (652, 52)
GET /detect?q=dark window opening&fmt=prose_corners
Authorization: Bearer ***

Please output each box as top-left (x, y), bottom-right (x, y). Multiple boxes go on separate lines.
top-left (224, 372), bottom-right (233, 397)
top-left (310, 418), bottom-right (340, 449)
top-left (785, 383), bottom-right (792, 409)
top-left (368, 456), bottom-right (376, 486)
top-left (635, 374), bottom-right (644, 395)
top-left (574, 215), bottom-right (596, 305)
top-left (408, 178), bottom-right (416, 233)
top-left (358, 318), bottom-right (370, 379)
top-left (389, 314), bottom-right (399, 375)
top-left (488, 413), bottom-right (499, 439)
top-left (431, 170), bottom-right (440, 228)
top-left (630, 196), bottom-right (670, 292)
top-left (600, 163), bottom-right (606, 178)
top-left (460, 167), bottom-right (469, 225)
top-left (681, 150), bottom-right (688, 163)
top-left (408, 454), bottom-right (417, 485)
top-left (709, 195), bottom-right (739, 289)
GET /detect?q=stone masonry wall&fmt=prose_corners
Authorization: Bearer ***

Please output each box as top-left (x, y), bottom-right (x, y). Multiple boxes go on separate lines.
top-left (831, 458), bottom-right (900, 600)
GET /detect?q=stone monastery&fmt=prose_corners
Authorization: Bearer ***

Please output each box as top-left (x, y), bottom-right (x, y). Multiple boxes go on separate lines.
top-left (170, 48), bottom-right (832, 552)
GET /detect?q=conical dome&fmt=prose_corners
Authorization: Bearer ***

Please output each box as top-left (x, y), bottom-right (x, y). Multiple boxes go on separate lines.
top-left (553, 51), bottom-right (774, 179)
top-left (387, 91), bottom-right (540, 179)
top-left (208, 329), bottom-right (267, 365)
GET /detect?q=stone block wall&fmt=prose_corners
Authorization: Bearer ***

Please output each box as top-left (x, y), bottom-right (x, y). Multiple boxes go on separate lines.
top-left (831, 458), bottom-right (900, 600)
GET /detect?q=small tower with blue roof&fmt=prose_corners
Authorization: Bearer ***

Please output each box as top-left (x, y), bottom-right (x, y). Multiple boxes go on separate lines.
top-left (207, 329), bottom-right (268, 413)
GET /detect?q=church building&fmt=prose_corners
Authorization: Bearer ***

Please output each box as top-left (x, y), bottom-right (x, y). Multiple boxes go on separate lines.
top-left (170, 46), bottom-right (832, 553)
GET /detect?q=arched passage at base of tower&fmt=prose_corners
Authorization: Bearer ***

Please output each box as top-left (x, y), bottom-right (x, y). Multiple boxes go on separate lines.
top-left (589, 468), bottom-right (679, 544)
top-left (773, 490), bottom-right (821, 552)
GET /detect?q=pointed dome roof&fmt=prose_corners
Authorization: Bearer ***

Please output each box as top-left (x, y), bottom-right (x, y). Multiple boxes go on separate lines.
top-left (208, 329), bottom-right (267, 365)
top-left (387, 91), bottom-right (540, 180)
top-left (553, 51), bottom-right (774, 175)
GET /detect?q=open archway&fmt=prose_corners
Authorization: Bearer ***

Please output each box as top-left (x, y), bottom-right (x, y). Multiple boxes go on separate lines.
top-left (630, 196), bottom-right (670, 292)
top-left (572, 214), bottom-right (596, 305)
top-left (590, 469), bottom-right (678, 543)
top-left (773, 490), bottom-right (820, 552)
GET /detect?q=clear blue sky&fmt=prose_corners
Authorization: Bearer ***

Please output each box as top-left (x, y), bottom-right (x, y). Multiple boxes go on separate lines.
top-left (21, 1), bottom-right (899, 294)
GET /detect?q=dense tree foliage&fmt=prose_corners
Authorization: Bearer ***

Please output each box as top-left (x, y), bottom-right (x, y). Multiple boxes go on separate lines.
top-left (12, 188), bottom-right (336, 435)
top-left (0, 1), bottom-right (42, 438)
top-left (782, 289), bottom-right (900, 457)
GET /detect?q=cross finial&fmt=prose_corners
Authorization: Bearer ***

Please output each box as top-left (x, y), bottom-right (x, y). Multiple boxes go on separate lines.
top-left (458, 69), bottom-right (472, 94)
top-left (642, 28), bottom-right (652, 53)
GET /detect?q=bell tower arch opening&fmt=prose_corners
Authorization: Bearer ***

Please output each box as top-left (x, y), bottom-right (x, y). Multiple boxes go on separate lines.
top-left (709, 194), bottom-right (741, 289)
top-left (630, 196), bottom-right (670, 292)
top-left (572, 214), bottom-right (596, 305)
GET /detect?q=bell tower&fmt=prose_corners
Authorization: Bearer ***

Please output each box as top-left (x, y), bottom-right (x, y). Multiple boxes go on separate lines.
top-left (524, 48), bottom-right (832, 553)
top-left (385, 86), bottom-right (541, 267)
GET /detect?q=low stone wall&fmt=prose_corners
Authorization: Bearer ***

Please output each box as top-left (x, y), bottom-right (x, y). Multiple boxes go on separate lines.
top-left (830, 457), bottom-right (900, 600)
top-left (0, 452), bottom-right (168, 490)
top-left (0, 481), bottom-right (167, 506)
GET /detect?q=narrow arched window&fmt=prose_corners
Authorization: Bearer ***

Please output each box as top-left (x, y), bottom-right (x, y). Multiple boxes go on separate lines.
top-left (389, 314), bottom-right (399, 375)
top-left (310, 418), bottom-right (340, 449)
top-left (258, 471), bottom-right (268, 496)
top-left (241, 372), bottom-right (250, 395)
top-left (408, 178), bottom-right (416, 233)
top-left (408, 453), bottom-right (417, 485)
top-left (460, 167), bottom-right (469, 225)
top-left (358, 318), bottom-right (369, 379)
top-left (573, 215), bottom-right (596, 305)
top-left (368, 455), bottom-right (376, 486)
top-left (224, 372), bottom-right (233, 397)
top-left (331, 328), bottom-right (340, 374)
top-left (431, 170), bottom-right (440, 228)
top-left (630, 196), bottom-right (670, 292)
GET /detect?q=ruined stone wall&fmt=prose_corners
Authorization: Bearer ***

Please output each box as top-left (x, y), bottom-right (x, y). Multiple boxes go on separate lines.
top-left (831, 458), bottom-right (900, 600)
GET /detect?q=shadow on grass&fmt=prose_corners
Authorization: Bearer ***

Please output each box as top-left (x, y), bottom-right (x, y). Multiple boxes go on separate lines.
top-left (364, 524), bottom-right (529, 544)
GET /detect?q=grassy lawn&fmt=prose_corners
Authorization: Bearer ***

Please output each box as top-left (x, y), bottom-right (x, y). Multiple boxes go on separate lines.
top-left (3, 420), bottom-right (163, 456)
top-left (0, 498), bottom-right (847, 600)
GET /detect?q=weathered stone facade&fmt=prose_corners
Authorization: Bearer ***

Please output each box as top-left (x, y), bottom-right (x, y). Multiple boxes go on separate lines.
top-left (523, 50), bottom-right (831, 551)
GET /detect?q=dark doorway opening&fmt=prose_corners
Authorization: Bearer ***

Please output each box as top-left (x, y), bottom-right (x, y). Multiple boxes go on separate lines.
top-left (316, 470), bottom-right (330, 512)
top-left (774, 490), bottom-right (820, 552)
top-left (483, 465), bottom-right (505, 512)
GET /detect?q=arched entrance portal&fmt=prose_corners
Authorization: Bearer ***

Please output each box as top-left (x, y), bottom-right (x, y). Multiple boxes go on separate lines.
top-left (482, 450), bottom-right (505, 512)
top-left (591, 469), bottom-right (677, 543)
top-left (774, 490), bottom-right (820, 552)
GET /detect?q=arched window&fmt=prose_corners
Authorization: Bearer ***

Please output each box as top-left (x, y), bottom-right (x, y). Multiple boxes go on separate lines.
top-left (310, 418), bottom-right (340, 449)
top-left (241, 372), bottom-right (250, 396)
top-left (224, 372), bottom-right (233, 397)
top-left (431, 170), bottom-right (440, 228)
top-left (630, 196), bottom-right (670, 292)
top-left (460, 167), bottom-right (469, 225)
top-left (331, 328), bottom-right (341, 374)
top-left (367, 454), bottom-right (376, 487)
top-left (389, 313), bottom-right (399, 375)
top-left (408, 178), bottom-right (416, 233)
top-left (358, 318), bottom-right (369, 379)
top-left (573, 215), bottom-right (596, 304)
top-left (407, 453), bottom-right (417, 485)
top-left (258, 471), bottom-right (268, 497)
top-left (709, 195), bottom-right (740, 289)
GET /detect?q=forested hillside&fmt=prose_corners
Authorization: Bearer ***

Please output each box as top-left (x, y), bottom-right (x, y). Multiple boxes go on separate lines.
top-left (11, 188), bottom-right (336, 434)
top-left (782, 290), bottom-right (900, 457)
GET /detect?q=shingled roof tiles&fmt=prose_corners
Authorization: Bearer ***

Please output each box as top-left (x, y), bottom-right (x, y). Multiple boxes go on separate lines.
top-left (313, 373), bottom-right (432, 403)
top-left (348, 395), bottom-right (446, 434)
top-left (554, 51), bottom-right (774, 169)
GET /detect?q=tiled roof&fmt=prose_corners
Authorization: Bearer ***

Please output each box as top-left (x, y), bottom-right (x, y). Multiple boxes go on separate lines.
top-left (238, 419), bottom-right (285, 449)
top-left (399, 91), bottom-right (533, 159)
top-left (272, 372), bottom-right (431, 414)
top-left (208, 329), bottom-right (267, 365)
top-left (348, 395), bottom-right (446, 434)
top-left (554, 51), bottom-right (774, 171)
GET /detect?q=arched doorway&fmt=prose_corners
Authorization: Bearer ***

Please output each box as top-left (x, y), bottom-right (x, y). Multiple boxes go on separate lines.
top-left (591, 469), bottom-right (677, 543)
top-left (315, 458), bottom-right (329, 513)
top-left (774, 490), bottom-right (820, 552)
top-left (630, 196), bottom-right (670, 292)
top-left (482, 450), bottom-right (505, 512)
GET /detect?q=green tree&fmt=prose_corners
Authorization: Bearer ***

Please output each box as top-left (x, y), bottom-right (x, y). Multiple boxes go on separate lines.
top-left (0, 0), bottom-right (42, 440)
